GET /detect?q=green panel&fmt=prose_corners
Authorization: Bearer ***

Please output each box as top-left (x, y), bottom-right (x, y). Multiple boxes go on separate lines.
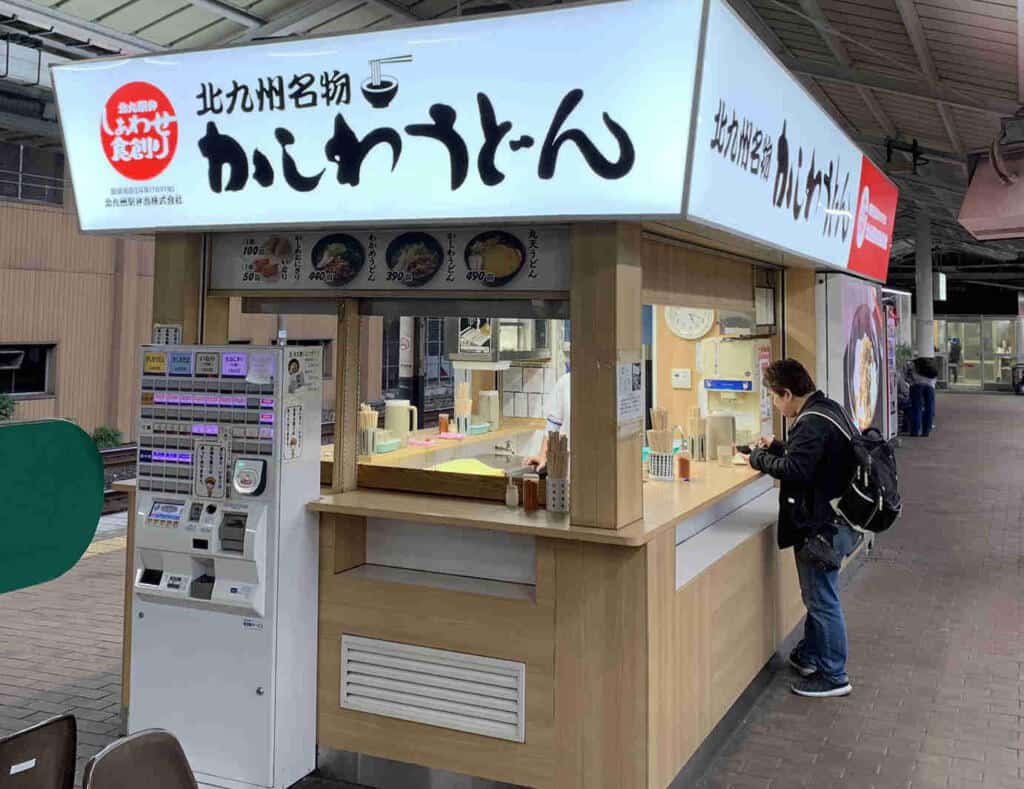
top-left (0, 419), bottom-right (102, 594)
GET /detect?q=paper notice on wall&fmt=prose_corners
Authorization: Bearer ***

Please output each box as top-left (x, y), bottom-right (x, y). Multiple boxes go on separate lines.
top-left (284, 403), bottom-right (304, 462)
top-left (246, 352), bottom-right (276, 385)
top-left (286, 348), bottom-right (321, 394)
top-left (758, 344), bottom-right (772, 421)
top-left (617, 354), bottom-right (645, 437)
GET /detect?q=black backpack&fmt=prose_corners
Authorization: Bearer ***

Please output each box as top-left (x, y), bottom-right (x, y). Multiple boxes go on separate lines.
top-left (802, 407), bottom-right (902, 534)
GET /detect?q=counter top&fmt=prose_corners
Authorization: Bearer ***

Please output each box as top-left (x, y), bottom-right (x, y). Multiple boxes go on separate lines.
top-left (321, 418), bottom-right (545, 468)
top-left (309, 463), bottom-right (766, 546)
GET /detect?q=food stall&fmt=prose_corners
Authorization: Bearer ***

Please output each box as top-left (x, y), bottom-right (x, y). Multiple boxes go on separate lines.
top-left (51, 0), bottom-right (897, 786)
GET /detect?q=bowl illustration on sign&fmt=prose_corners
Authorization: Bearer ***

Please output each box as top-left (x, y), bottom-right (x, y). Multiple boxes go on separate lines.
top-left (311, 233), bottom-right (366, 287)
top-left (465, 231), bottom-right (527, 287)
top-left (386, 232), bottom-right (444, 287)
top-left (361, 55), bottom-right (413, 108)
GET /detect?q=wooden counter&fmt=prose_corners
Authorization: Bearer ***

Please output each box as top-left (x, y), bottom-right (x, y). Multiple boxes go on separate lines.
top-left (309, 462), bottom-right (766, 546)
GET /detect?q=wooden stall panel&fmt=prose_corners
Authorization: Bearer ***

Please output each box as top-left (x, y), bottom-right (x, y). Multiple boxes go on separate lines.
top-left (317, 523), bottom-right (557, 788)
top-left (646, 529), bottom-right (710, 789)
top-left (784, 268), bottom-right (817, 374)
top-left (554, 539), bottom-right (648, 789)
top-left (646, 525), bottom-right (788, 789)
top-left (707, 529), bottom-right (777, 724)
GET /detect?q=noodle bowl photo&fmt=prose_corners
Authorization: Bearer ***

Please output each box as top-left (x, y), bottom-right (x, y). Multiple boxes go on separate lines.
top-left (845, 304), bottom-right (882, 431)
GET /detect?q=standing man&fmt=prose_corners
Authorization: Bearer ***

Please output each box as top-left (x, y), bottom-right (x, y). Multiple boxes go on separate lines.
top-left (526, 369), bottom-right (569, 472)
top-left (748, 359), bottom-right (861, 698)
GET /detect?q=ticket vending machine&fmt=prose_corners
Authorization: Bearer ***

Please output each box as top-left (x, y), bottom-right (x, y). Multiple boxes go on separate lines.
top-left (130, 345), bottom-right (322, 789)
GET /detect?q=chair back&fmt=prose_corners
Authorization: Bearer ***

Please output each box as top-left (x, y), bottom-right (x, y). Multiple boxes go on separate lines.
top-left (82, 730), bottom-right (197, 789)
top-left (0, 714), bottom-right (76, 789)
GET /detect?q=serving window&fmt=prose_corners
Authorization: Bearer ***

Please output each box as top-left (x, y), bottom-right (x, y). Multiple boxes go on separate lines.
top-left (324, 300), bottom-right (569, 503)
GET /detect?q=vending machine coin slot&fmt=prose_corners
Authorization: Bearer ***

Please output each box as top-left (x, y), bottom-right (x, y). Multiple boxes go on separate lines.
top-left (219, 513), bottom-right (247, 554)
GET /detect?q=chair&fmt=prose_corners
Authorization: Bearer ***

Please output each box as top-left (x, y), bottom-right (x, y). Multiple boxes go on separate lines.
top-left (0, 714), bottom-right (76, 789)
top-left (82, 730), bottom-right (197, 789)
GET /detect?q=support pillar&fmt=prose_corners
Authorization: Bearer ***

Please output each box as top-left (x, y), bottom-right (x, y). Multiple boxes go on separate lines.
top-left (914, 211), bottom-right (934, 359)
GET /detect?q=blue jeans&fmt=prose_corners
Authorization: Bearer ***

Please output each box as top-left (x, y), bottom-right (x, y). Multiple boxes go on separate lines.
top-left (794, 524), bottom-right (861, 684)
top-left (909, 384), bottom-right (935, 437)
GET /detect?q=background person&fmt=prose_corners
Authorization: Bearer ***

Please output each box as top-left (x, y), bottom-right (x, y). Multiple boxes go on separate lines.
top-left (908, 357), bottom-right (938, 437)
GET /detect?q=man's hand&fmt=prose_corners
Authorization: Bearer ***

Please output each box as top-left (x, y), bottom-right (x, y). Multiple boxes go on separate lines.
top-left (525, 455), bottom-right (547, 472)
top-left (755, 435), bottom-right (775, 449)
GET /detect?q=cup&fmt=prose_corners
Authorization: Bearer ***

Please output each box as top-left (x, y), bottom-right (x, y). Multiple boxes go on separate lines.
top-left (717, 445), bottom-right (733, 467)
top-left (385, 399), bottom-right (418, 437)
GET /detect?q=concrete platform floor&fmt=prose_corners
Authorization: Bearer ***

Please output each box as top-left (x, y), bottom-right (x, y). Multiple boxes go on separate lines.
top-left (697, 393), bottom-right (1024, 789)
top-left (0, 393), bottom-right (1021, 788)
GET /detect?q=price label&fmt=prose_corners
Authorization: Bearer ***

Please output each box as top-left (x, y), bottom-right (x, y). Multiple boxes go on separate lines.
top-left (195, 352), bottom-right (219, 377)
top-left (143, 352), bottom-right (167, 375)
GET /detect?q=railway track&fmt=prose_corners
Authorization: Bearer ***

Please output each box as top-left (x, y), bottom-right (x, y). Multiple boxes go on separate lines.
top-left (100, 422), bottom-right (337, 514)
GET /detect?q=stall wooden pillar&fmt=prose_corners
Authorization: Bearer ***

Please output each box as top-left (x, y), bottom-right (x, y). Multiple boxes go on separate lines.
top-left (153, 234), bottom-right (204, 343)
top-left (333, 299), bottom-right (361, 492)
top-left (784, 268), bottom-right (816, 374)
top-left (569, 223), bottom-right (644, 530)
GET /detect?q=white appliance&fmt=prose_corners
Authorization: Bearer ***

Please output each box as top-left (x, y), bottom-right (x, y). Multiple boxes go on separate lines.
top-left (696, 337), bottom-right (774, 439)
top-left (130, 345), bottom-right (321, 789)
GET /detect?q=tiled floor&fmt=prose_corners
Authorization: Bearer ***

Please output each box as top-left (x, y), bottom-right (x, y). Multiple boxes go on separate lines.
top-left (697, 394), bottom-right (1024, 789)
top-left (1, 393), bottom-right (1022, 788)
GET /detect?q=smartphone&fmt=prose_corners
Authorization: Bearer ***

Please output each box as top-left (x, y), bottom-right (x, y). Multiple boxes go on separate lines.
top-left (735, 444), bottom-right (752, 455)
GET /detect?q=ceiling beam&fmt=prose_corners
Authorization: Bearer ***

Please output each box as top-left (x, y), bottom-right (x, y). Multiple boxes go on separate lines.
top-left (230, 0), bottom-right (417, 42)
top-left (1019, 0), bottom-right (1024, 104)
top-left (0, 0), bottom-right (164, 54)
top-left (782, 57), bottom-right (1019, 117)
top-left (794, 0), bottom-right (901, 140)
top-left (891, 0), bottom-right (967, 161)
top-left (963, 280), bottom-right (1024, 291)
top-left (0, 108), bottom-right (59, 139)
top-left (727, 0), bottom-right (788, 56)
top-left (188, 0), bottom-right (264, 28)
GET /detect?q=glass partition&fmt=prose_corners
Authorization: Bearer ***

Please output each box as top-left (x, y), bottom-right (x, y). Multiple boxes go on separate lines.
top-left (942, 319), bottom-right (982, 389)
top-left (983, 319), bottom-right (1015, 386)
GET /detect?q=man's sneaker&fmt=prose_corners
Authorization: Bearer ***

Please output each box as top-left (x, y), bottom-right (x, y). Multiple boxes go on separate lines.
top-left (787, 649), bottom-right (817, 677)
top-left (791, 676), bottom-right (852, 698)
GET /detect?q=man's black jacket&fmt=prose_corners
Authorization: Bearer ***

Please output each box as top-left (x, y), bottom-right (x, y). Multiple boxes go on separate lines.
top-left (748, 391), bottom-right (856, 549)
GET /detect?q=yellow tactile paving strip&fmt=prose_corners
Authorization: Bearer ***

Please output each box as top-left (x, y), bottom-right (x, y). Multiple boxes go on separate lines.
top-left (83, 536), bottom-right (127, 558)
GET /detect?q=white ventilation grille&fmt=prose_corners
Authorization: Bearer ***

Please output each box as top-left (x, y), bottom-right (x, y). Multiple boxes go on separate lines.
top-left (340, 635), bottom-right (526, 743)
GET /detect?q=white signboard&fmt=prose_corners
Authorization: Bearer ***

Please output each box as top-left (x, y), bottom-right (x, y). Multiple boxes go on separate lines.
top-left (209, 226), bottom-right (569, 292)
top-left (687, 0), bottom-right (898, 282)
top-left (52, 0), bottom-right (701, 233)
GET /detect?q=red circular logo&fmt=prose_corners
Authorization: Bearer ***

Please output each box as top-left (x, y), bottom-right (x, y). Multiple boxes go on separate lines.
top-left (100, 82), bottom-right (178, 180)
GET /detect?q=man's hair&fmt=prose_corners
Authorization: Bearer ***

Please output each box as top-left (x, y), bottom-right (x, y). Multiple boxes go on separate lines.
top-left (763, 358), bottom-right (816, 397)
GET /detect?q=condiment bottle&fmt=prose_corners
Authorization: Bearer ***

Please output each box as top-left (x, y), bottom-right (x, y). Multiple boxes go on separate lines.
top-left (505, 478), bottom-right (520, 508)
top-left (676, 453), bottom-right (690, 481)
top-left (523, 474), bottom-right (540, 513)
top-left (438, 413), bottom-right (449, 433)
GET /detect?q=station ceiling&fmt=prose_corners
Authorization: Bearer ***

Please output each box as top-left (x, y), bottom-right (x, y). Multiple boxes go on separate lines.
top-left (1, 0), bottom-right (1023, 293)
